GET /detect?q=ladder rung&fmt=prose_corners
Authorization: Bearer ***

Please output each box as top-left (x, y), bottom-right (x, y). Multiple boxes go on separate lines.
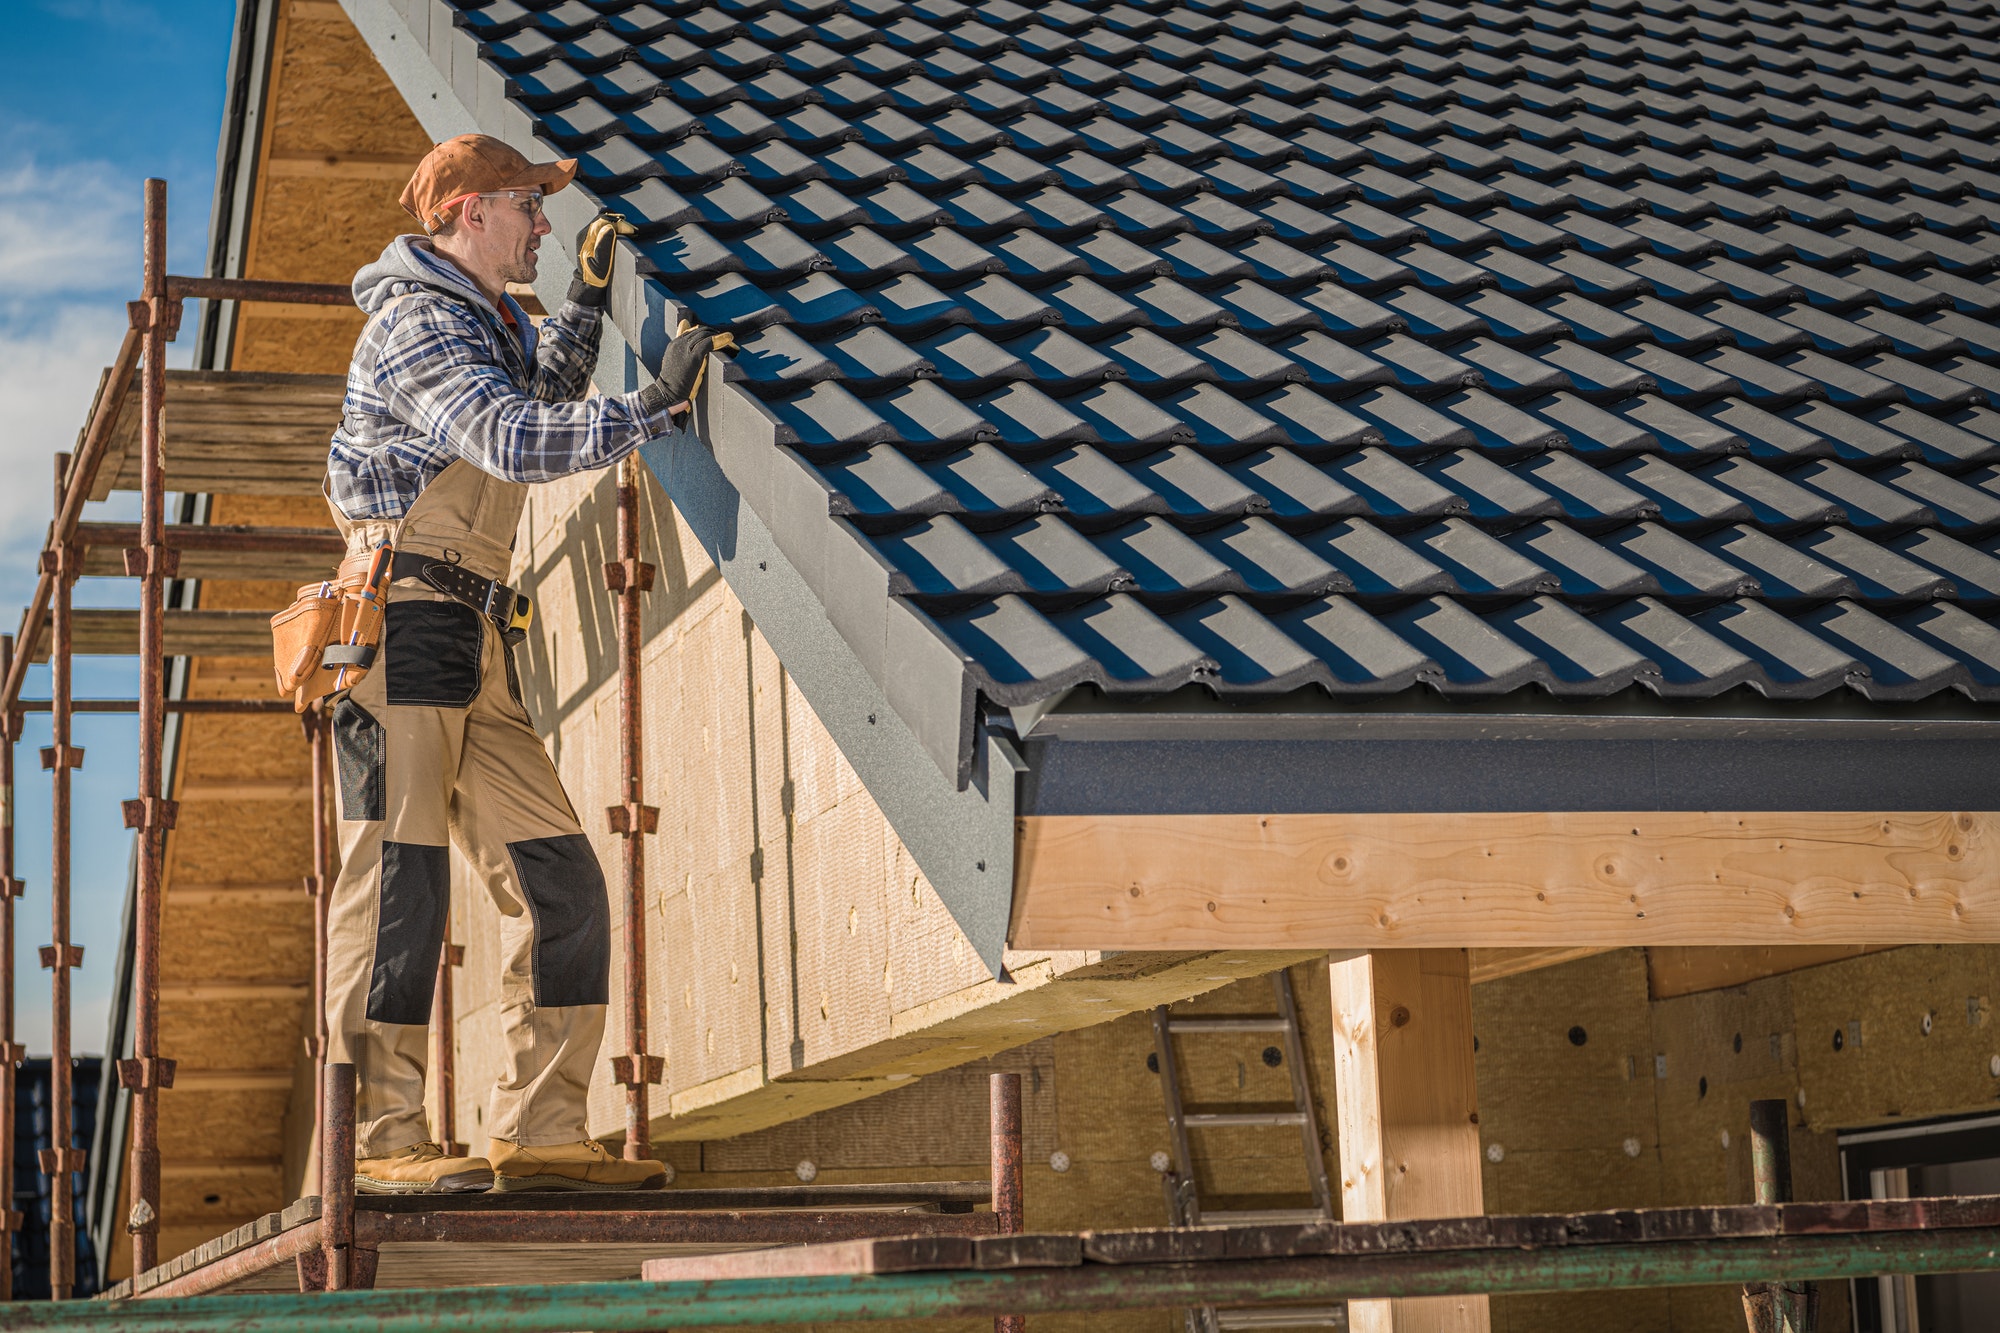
top-left (1198, 1208), bottom-right (1332, 1226)
top-left (1167, 1016), bottom-right (1290, 1034)
top-left (1213, 1306), bottom-right (1347, 1330)
top-left (1183, 1111), bottom-right (1307, 1128)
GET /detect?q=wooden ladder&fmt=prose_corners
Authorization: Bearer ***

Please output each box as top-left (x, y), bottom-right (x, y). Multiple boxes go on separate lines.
top-left (1151, 970), bottom-right (1345, 1333)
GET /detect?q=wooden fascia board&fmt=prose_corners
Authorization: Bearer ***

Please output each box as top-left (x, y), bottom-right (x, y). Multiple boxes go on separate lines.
top-left (1010, 812), bottom-right (1998, 950)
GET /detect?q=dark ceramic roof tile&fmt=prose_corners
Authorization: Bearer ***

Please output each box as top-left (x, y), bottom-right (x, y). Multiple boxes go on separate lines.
top-left (1267, 597), bottom-right (1442, 691)
top-left (470, 0), bottom-right (2000, 712)
top-left (1794, 525), bottom-right (1958, 603)
top-left (1600, 522), bottom-right (1764, 599)
top-left (1893, 602), bottom-right (2000, 693)
top-left (1379, 596), bottom-right (1547, 693)
top-left (1192, 519), bottom-right (1353, 596)
top-left (1797, 600), bottom-right (1965, 698)
top-left (1488, 596), bottom-right (1659, 691)
top-left (1493, 517), bottom-right (1660, 598)
top-left (1690, 598), bottom-right (1864, 695)
top-left (1787, 460), bottom-right (1937, 533)
top-left (1596, 596), bottom-right (1763, 694)
top-left (1696, 525), bottom-right (1856, 605)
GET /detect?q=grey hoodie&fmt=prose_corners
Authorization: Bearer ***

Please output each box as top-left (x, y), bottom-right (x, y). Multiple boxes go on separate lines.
top-left (327, 235), bottom-right (676, 520)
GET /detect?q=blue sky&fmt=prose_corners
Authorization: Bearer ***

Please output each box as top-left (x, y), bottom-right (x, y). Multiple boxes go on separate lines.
top-left (1, 0), bottom-right (239, 1056)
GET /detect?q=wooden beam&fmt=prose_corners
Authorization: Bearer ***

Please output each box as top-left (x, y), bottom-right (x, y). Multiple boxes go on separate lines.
top-left (1011, 812), bottom-right (2000, 950)
top-left (1329, 951), bottom-right (1488, 1333)
top-left (1644, 944), bottom-right (1902, 1000)
top-left (1468, 946), bottom-right (1613, 985)
top-left (166, 1070), bottom-right (296, 1092)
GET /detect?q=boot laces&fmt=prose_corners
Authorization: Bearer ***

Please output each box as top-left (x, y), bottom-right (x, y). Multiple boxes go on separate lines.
top-left (404, 1141), bottom-right (447, 1162)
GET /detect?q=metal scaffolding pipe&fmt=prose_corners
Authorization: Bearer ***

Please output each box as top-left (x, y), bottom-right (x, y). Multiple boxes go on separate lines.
top-left (0, 324), bottom-right (141, 722)
top-left (323, 1063), bottom-right (356, 1291)
top-left (164, 274), bottom-right (354, 306)
top-left (0, 634), bottom-right (20, 1301)
top-left (41, 526), bottom-right (80, 1300)
top-left (306, 708), bottom-right (330, 1195)
top-left (431, 932), bottom-right (463, 1155)
top-left (16, 699), bottom-right (298, 715)
top-left (605, 456), bottom-right (659, 1159)
top-left (990, 1072), bottom-right (1024, 1333)
top-left (22, 1225), bottom-right (2000, 1332)
top-left (124, 175), bottom-right (175, 1279)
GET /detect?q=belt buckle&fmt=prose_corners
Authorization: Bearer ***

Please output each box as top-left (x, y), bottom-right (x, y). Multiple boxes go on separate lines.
top-left (479, 577), bottom-right (508, 625)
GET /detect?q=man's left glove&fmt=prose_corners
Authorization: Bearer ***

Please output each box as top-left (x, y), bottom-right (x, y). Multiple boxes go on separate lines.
top-left (638, 319), bottom-right (738, 418)
top-left (567, 211), bottom-right (637, 308)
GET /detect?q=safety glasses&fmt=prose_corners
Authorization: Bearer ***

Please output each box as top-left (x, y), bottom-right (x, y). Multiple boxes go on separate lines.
top-left (429, 189), bottom-right (546, 232)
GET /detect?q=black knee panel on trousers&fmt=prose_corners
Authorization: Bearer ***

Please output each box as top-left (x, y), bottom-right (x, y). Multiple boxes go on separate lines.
top-left (509, 834), bottom-right (611, 1008)
top-left (385, 600), bottom-right (483, 707)
top-left (367, 841), bottom-right (450, 1025)
top-left (333, 698), bottom-right (385, 822)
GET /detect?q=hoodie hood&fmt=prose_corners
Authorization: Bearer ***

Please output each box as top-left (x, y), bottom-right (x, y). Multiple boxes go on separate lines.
top-left (352, 235), bottom-right (495, 317)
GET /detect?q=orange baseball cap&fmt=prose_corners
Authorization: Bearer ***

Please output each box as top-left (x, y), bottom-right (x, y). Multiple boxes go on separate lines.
top-left (400, 134), bottom-right (578, 234)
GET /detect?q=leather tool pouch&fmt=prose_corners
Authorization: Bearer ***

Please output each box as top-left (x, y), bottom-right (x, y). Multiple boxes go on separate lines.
top-left (271, 545), bottom-right (391, 712)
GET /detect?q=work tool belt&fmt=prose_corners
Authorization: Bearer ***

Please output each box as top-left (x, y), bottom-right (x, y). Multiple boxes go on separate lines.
top-left (269, 546), bottom-right (534, 714)
top-left (390, 552), bottom-right (534, 645)
top-left (270, 543), bottom-right (394, 713)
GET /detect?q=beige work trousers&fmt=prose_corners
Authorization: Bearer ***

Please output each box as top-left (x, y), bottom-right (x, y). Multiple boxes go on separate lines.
top-left (323, 588), bottom-right (608, 1156)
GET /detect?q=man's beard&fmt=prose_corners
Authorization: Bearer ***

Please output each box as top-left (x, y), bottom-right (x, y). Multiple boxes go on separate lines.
top-left (499, 250), bottom-right (537, 285)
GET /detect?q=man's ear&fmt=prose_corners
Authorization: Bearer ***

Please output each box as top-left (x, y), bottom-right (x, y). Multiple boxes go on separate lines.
top-left (459, 196), bottom-right (485, 235)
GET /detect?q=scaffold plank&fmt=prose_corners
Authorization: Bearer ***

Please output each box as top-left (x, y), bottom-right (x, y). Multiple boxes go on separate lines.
top-left (85, 368), bottom-right (342, 500)
top-left (27, 609), bottom-right (275, 660)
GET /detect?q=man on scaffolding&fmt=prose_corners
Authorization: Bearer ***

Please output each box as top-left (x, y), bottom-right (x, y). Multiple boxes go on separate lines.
top-left (316, 134), bottom-right (725, 1194)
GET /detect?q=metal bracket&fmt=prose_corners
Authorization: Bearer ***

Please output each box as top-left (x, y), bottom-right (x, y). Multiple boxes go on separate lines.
top-left (0, 878), bottom-right (25, 901)
top-left (603, 558), bottom-right (656, 594)
top-left (158, 297), bottom-right (184, 342)
top-left (116, 1056), bottom-right (177, 1091)
top-left (121, 796), bottom-right (180, 831)
top-left (445, 943), bottom-right (465, 967)
top-left (0, 1209), bottom-right (23, 1232)
top-left (37, 549), bottom-right (69, 578)
top-left (127, 300), bottom-right (151, 332)
top-left (38, 944), bottom-right (83, 970)
top-left (37, 1147), bottom-right (86, 1176)
top-left (606, 802), bottom-right (660, 836)
top-left (39, 745), bottom-right (84, 772)
top-left (123, 546), bottom-right (181, 579)
top-left (301, 873), bottom-right (325, 898)
top-left (610, 1054), bottom-right (664, 1088)
top-left (0, 1042), bottom-right (25, 1064)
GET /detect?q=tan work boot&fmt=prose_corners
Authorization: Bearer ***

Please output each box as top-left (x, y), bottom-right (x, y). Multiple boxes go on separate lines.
top-left (487, 1137), bottom-right (668, 1192)
top-left (354, 1141), bottom-right (493, 1195)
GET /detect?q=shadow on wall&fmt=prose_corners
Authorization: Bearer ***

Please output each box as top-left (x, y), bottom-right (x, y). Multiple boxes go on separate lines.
top-left (514, 466), bottom-right (720, 746)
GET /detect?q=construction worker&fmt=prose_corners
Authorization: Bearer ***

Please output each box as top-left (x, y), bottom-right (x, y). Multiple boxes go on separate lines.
top-left (320, 134), bottom-right (725, 1193)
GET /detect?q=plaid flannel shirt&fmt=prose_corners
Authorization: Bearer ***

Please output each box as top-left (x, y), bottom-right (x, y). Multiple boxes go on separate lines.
top-left (328, 245), bottom-right (680, 519)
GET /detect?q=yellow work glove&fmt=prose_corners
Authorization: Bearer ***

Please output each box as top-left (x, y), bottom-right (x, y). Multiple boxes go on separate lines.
top-left (568, 211), bottom-right (637, 308)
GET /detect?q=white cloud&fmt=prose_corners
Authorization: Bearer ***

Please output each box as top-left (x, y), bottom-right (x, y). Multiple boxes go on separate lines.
top-left (0, 304), bottom-right (128, 603)
top-left (0, 158), bottom-right (139, 312)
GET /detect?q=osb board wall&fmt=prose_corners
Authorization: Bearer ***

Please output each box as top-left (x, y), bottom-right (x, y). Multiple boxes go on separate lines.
top-left (105, 0), bottom-right (427, 1281)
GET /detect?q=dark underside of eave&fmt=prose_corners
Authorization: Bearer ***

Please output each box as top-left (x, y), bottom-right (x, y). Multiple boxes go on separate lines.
top-left (1015, 731), bottom-right (2000, 814)
top-left (454, 0), bottom-right (2000, 738)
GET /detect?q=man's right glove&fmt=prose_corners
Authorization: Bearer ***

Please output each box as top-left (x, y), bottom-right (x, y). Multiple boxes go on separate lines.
top-left (638, 319), bottom-right (737, 417)
top-left (567, 211), bottom-right (636, 308)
